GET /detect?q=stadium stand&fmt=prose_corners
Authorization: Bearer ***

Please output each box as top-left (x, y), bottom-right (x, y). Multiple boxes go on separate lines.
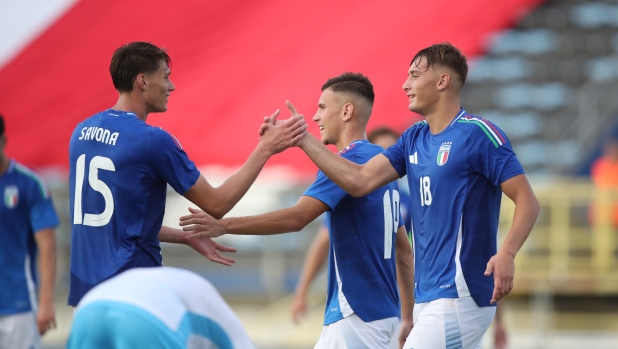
top-left (462, 0), bottom-right (618, 174)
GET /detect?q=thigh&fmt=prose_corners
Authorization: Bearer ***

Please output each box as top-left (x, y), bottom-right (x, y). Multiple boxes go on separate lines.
top-left (456, 297), bottom-right (495, 349)
top-left (404, 298), bottom-right (495, 349)
top-left (315, 315), bottom-right (397, 349)
top-left (0, 312), bottom-right (41, 349)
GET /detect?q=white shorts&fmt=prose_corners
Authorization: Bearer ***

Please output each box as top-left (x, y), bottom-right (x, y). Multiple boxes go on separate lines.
top-left (314, 314), bottom-right (398, 349)
top-left (403, 297), bottom-right (495, 349)
top-left (0, 311), bottom-right (41, 349)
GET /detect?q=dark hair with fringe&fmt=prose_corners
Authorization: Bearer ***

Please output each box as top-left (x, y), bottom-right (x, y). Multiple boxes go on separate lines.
top-left (110, 42), bottom-right (171, 92)
top-left (410, 42), bottom-right (468, 86)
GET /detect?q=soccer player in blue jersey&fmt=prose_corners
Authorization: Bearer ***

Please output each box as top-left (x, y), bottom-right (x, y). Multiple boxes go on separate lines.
top-left (68, 42), bottom-right (306, 306)
top-left (0, 115), bottom-right (59, 349)
top-left (180, 73), bottom-right (414, 349)
top-left (291, 127), bottom-right (413, 328)
top-left (68, 267), bottom-right (256, 349)
top-left (274, 43), bottom-right (540, 349)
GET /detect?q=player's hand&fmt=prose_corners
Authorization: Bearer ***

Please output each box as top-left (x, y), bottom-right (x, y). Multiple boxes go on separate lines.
top-left (180, 207), bottom-right (226, 238)
top-left (290, 292), bottom-right (308, 325)
top-left (36, 303), bottom-right (56, 335)
top-left (484, 251), bottom-right (515, 304)
top-left (257, 106), bottom-right (307, 154)
top-left (185, 227), bottom-right (237, 266)
top-left (398, 318), bottom-right (413, 349)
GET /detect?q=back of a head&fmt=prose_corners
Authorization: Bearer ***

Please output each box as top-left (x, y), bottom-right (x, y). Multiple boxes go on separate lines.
top-left (368, 126), bottom-right (399, 143)
top-left (321, 72), bottom-right (374, 121)
top-left (411, 43), bottom-right (468, 89)
top-left (109, 42), bottom-right (171, 93)
top-left (0, 114), bottom-right (4, 138)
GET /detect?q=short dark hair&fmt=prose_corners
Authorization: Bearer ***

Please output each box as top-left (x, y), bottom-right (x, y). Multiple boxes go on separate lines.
top-left (0, 114), bottom-right (4, 138)
top-left (368, 126), bottom-right (399, 143)
top-left (321, 72), bottom-right (375, 105)
top-left (109, 42), bottom-right (171, 92)
top-left (411, 43), bottom-right (468, 87)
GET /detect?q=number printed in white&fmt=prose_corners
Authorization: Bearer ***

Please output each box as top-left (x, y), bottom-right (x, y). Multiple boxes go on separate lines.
top-left (419, 176), bottom-right (432, 206)
top-left (73, 155), bottom-right (116, 227)
top-left (383, 189), bottom-right (400, 259)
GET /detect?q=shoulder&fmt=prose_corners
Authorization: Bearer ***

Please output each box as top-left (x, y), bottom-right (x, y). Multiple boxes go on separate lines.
top-left (401, 120), bottom-right (428, 138)
top-left (146, 126), bottom-right (184, 149)
top-left (340, 141), bottom-right (382, 163)
top-left (452, 113), bottom-right (508, 147)
top-left (12, 162), bottom-right (49, 199)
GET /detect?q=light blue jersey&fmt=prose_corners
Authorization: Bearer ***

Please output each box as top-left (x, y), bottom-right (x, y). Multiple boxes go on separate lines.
top-left (68, 109), bottom-right (201, 305)
top-left (0, 160), bottom-right (59, 315)
top-left (68, 267), bottom-right (256, 349)
top-left (382, 109), bottom-right (524, 307)
top-left (304, 140), bottom-right (403, 325)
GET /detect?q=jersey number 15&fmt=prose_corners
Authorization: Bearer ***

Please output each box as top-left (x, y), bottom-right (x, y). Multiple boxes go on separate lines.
top-left (73, 155), bottom-right (115, 227)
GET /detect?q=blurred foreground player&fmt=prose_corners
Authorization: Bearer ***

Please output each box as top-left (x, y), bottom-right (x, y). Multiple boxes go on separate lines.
top-left (68, 267), bottom-right (256, 349)
top-left (68, 42), bottom-right (306, 306)
top-left (181, 73), bottom-right (414, 349)
top-left (0, 114), bottom-right (59, 349)
top-left (281, 43), bottom-right (540, 349)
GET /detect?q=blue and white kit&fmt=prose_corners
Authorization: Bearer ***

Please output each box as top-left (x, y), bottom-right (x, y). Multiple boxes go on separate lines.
top-left (68, 109), bottom-right (201, 305)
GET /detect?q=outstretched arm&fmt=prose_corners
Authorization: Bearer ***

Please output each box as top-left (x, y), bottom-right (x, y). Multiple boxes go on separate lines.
top-left (395, 225), bottom-right (414, 349)
top-left (261, 101), bottom-right (399, 197)
top-left (291, 225), bottom-right (330, 324)
top-left (158, 226), bottom-right (238, 266)
top-left (485, 174), bottom-right (539, 303)
top-left (185, 111), bottom-right (307, 219)
top-left (179, 196), bottom-right (329, 238)
top-left (34, 228), bottom-right (56, 335)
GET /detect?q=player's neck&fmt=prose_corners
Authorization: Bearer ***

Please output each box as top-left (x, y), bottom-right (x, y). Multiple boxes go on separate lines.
top-left (112, 94), bottom-right (149, 121)
top-left (335, 128), bottom-right (367, 152)
top-left (0, 155), bottom-right (10, 176)
top-left (423, 98), bottom-right (462, 135)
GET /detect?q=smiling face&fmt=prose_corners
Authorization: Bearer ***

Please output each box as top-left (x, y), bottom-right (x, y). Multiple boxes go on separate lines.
top-left (401, 56), bottom-right (442, 116)
top-left (142, 60), bottom-right (175, 113)
top-left (313, 89), bottom-right (345, 145)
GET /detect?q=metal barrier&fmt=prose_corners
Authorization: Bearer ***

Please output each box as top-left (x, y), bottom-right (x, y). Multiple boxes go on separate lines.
top-left (502, 178), bottom-right (618, 295)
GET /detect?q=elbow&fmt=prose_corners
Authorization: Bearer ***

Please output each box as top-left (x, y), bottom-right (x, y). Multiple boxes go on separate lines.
top-left (349, 182), bottom-right (369, 197)
top-left (289, 216), bottom-right (309, 232)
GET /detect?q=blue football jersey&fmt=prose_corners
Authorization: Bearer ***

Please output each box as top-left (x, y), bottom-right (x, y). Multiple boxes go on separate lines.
top-left (0, 160), bottom-right (59, 315)
top-left (382, 109), bottom-right (524, 307)
top-left (68, 109), bottom-right (201, 306)
top-left (304, 140), bottom-right (403, 325)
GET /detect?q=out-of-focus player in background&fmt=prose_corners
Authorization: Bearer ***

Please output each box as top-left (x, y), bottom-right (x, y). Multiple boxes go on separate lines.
top-left (278, 43), bottom-right (540, 349)
top-left (67, 267), bottom-right (256, 349)
top-left (68, 42), bottom-right (306, 306)
top-left (0, 114), bottom-right (59, 349)
top-left (290, 126), bottom-right (412, 324)
top-left (180, 73), bottom-right (414, 349)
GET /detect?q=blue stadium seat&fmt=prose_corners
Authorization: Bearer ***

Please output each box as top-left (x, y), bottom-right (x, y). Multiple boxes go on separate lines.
top-left (585, 56), bottom-right (618, 82)
top-left (570, 2), bottom-right (618, 28)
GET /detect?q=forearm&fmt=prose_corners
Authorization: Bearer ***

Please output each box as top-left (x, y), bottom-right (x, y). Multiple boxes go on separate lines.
top-left (36, 231), bottom-right (56, 308)
top-left (396, 228), bottom-right (414, 320)
top-left (224, 208), bottom-right (306, 236)
top-left (295, 229), bottom-right (330, 296)
top-left (158, 226), bottom-right (189, 244)
top-left (500, 194), bottom-right (540, 257)
top-left (299, 134), bottom-right (366, 196)
top-left (213, 145), bottom-right (271, 216)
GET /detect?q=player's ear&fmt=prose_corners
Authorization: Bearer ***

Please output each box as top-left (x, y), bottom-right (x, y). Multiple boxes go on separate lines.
top-left (342, 103), bottom-right (353, 122)
top-left (136, 73), bottom-right (148, 90)
top-left (437, 72), bottom-right (450, 91)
